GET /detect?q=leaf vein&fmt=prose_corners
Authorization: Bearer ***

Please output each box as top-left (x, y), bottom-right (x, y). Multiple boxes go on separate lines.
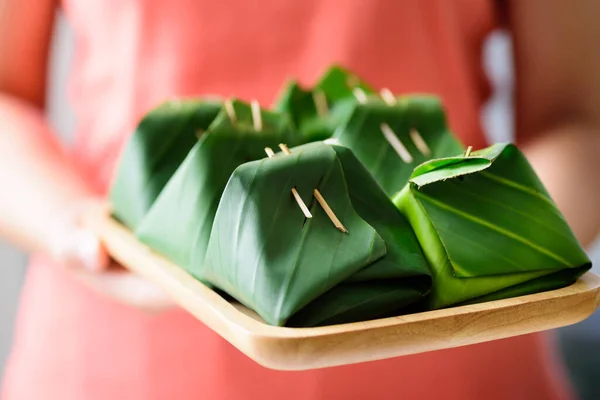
top-left (415, 191), bottom-right (572, 267)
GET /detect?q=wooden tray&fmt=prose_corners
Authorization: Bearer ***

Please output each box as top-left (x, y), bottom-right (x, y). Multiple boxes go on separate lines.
top-left (82, 211), bottom-right (600, 371)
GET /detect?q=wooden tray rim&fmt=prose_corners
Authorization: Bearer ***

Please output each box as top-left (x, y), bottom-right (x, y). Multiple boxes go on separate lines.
top-left (84, 212), bottom-right (600, 370)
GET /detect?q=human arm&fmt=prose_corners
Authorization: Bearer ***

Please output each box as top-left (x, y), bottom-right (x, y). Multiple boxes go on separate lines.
top-left (506, 0), bottom-right (600, 247)
top-left (0, 0), bottom-right (174, 311)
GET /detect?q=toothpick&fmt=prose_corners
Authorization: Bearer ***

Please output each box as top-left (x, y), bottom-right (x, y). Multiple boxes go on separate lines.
top-left (264, 147), bottom-right (275, 157)
top-left (278, 143), bottom-right (292, 155)
top-left (380, 123), bottom-right (414, 163)
top-left (353, 87), bottom-right (368, 104)
top-left (292, 188), bottom-right (313, 219)
top-left (224, 99), bottom-right (237, 125)
top-left (410, 128), bottom-right (431, 157)
top-left (380, 88), bottom-right (397, 105)
top-left (346, 74), bottom-right (360, 88)
top-left (313, 189), bottom-right (348, 233)
top-left (276, 143), bottom-right (312, 218)
top-left (312, 90), bottom-right (329, 117)
top-left (278, 143), bottom-right (346, 231)
top-left (465, 146), bottom-right (473, 157)
top-left (251, 100), bottom-right (262, 131)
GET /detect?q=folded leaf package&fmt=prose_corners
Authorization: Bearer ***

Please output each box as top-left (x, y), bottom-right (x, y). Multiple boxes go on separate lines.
top-left (110, 99), bottom-right (222, 229)
top-left (393, 143), bottom-right (591, 310)
top-left (330, 95), bottom-right (465, 197)
top-left (274, 66), bottom-right (374, 143)
top-left (136, 100), bottom-right (296, 274)
top-left (200, 142), bottom-right (431, 327)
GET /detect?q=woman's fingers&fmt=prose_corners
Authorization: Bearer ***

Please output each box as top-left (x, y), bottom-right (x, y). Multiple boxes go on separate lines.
top-left (74, 263), bottom-right (177, 313)
top-left (48, 198), bottom-right (175, 312)
top-left (54, 227), bottom-right (110, 272)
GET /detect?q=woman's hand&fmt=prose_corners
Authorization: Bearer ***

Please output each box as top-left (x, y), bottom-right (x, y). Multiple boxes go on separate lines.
top-left (75, 263), bottom-right (177, 313)
top-left (0, 0), bottom-right (175, 313)
top-left (506, 0), bottom-right (600, 247)
top-left (48, 199), bottom-right (176, 313)
top-left (1, 0), bottom-right (176, 313)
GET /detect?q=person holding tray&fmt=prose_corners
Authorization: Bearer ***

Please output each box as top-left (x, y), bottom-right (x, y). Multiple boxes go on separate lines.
top-left (1, 1), bottom-right (599, 399)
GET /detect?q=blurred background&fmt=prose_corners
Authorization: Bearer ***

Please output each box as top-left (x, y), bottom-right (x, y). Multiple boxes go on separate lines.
top-left (1, 10), bottom-right (599, 399)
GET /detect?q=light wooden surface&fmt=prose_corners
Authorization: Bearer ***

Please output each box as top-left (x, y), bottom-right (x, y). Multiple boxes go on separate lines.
top-left (83, 211), bottom-right (600, 371)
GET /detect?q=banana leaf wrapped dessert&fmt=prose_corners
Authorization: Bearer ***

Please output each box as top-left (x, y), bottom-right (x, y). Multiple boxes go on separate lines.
top-left (136, 100), bottom-right (296, 274)
top-left (276, 66), bottom-right (464, 197)
top-left (314, 64), bottom-right (374, 102)
top-left (330, 95), bottom-right (464, 197)
top-left (200, 142), bottom-right (431, 327)
top-left (111, 99), bottom-right (222, 229)
top-left (393, 143), bottom-right (591, 310)
top-left (274, 66), bottom-right (373, 143)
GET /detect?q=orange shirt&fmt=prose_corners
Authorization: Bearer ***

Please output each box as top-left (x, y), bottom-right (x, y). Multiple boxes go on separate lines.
top-left (2, 1), bottom-right (574, 399)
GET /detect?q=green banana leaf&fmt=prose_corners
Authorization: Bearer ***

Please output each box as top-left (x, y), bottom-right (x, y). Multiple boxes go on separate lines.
top-left (273, 82), bottom-right (353, 143)
top-left (110, 99), bottom-right (222, 229)
top-left (315, 65), bottom-right (375, 102)
top-left (135, 100), bottom-right (296, 274)
top-left (393, 143), bottom-right (591, 310)
top-left (273, 66), bottom-right (372, 143)
top-left (201, 142), bottom-right (431, 327)
top-left (330, 95), bottom-right (464, 197)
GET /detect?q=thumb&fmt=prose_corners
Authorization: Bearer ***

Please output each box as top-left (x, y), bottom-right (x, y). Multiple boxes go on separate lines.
top-left (62, 227), bottom-right (110, 272)
top-left (49, 200), bottom-right (111, 272)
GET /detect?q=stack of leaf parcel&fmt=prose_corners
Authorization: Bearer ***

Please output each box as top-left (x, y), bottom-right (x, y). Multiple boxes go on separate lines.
top-left (110, 66), bottom-right (591, 327)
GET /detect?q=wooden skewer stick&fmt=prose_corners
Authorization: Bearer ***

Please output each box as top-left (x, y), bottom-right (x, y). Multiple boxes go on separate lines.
top-left (278, 143), bottom-right (346, 230)
top-left (346, 74), bottom-right (360, 88)
top-left (251, 100), bottom-right (262, 131)
top-left (278, 144), bottom-right (347, 232)
top-left (278, 143), bottom-right (292, 155)
top-left (264, 147), bottom-right (275, 158)
top-left (353, 87), bottom-right (368, 104)
top-left (465, 146), bottom-right (473, 157)
top-left (291, 188), bottom-right (313, 219)
top-left (380, 88), bottom-right (397, 105)
top-left (274, 144), bottom-right (313, 219)
top-left (410, 128), bottom-right (432, 157)
top-left (312, 90), bottom-right (329, 117)
top-left (224, 99), bottom-right (237, 125)
top-left (313, 189), bottom-right (348, 233)
top-left (380, 123), bottom-right (414, 163)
